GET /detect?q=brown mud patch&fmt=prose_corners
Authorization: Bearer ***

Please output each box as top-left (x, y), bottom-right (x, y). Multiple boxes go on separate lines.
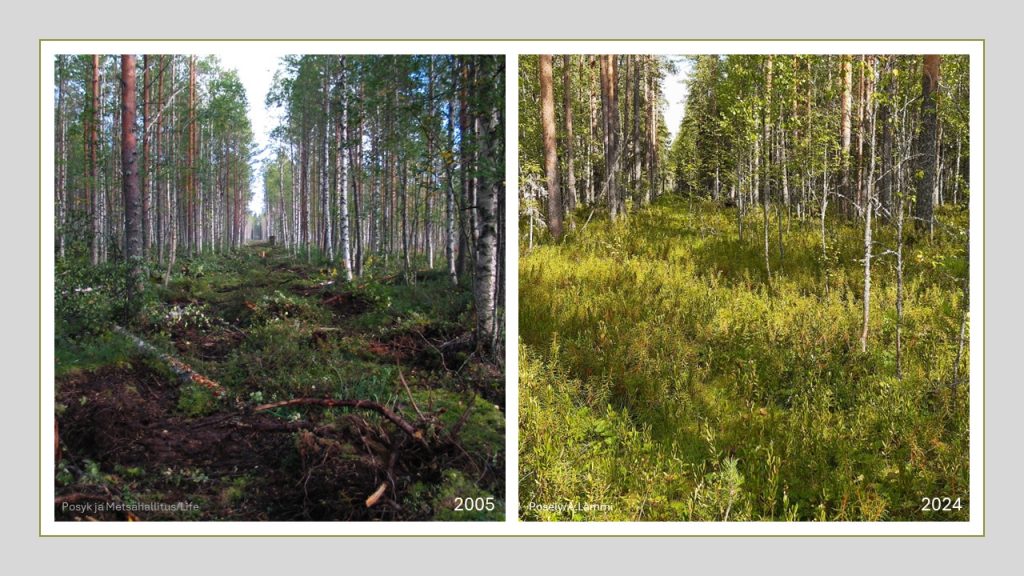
top-left (55, 364), bottom-right (464, 521)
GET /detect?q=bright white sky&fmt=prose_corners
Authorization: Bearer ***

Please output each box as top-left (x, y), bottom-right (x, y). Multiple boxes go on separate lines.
top-left (215, 51), bottom-right (290, 215)
top-left (663, 55), bottom-right (693, 142)
top-left (213, 53), bottom-right (693, 215)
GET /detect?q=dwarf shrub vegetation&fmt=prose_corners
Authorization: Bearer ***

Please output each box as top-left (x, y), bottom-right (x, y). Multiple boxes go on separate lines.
top-left (520, 196), bottom-right (969, 521)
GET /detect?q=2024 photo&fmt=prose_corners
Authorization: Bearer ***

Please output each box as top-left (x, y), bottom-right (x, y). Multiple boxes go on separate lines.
top-left (519, 51), bottom-right (974, 523)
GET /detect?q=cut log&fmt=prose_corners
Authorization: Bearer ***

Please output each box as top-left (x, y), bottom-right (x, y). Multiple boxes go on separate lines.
top-left (113, 325), bottom-right (224, 397)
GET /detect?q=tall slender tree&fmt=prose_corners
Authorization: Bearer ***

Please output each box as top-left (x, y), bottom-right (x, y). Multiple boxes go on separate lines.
top-left (474, 57), bottom-right (502, 354)
top-left (90, 55), bottom-right (101, 265)
top-left (915, 55), bottom-right (941, 233)
top-left (540, 55), bottom-right (562, 240)
top-left (336, 55), bottom-right (353, 281)
top-left (562, 55), bottom-right (577, 213)
top-left (141, 55), bottom-right (151, 258)
top-left (321, 57), bottom-right (334, 261)
top-left (445, 88), bottom-right (458, 285)
top-left (861, 56), bottom-right (877, 352)
top-left (840, 55), bottom-right (853, 216)
top-left (600, 55), bottom-right (622, 220)
top-left (121, 55), bottom-right (142, 313)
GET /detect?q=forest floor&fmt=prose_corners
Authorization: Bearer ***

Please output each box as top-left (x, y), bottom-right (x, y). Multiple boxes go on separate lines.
top-left (55, 244), bottom-right (504, 521)
top-left (519, 195), bottom-right (969, 521)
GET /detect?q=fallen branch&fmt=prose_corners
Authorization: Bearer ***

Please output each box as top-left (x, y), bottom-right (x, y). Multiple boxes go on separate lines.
top-left (449, 395), bottom-right (476, 439)
top-left (365, 482), bottom-right (388, 508)
top-left (113, 325), bottom-right (224, 397)
top-left (397, 368), bottom-right (426, 421)
top-left (322, 294), bottom-right (342, 305)
top-left (578, 208), bottom-right (596, 236)
top-left (253, 398), bottom-right (423, 444)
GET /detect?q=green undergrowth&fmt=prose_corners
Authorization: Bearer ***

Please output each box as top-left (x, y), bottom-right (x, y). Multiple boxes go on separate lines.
top-left (55, 329), bottom-right (137, 379)
top-left (54, 243), bottom-right (503, 520)
top-left (520, 196), bottom-right (969, 521)
top-left (133, 245), bottom-right (483, 404)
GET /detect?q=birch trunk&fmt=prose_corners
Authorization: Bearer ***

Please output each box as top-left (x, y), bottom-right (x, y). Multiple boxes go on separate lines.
top-left (336, 55), bottom-right (353, 281)
top-left (860, 56), bottom-right (877, 352)
top-left (474, 60), bottom-right (500, 355)
top-left (446, 93), bottom-right (458, 285)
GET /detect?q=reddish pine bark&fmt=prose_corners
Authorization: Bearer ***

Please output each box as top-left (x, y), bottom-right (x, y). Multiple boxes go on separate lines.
top-left (121, 55), bottom-right (143, 308)
top-left (539, 55), bottom-right (561, 239)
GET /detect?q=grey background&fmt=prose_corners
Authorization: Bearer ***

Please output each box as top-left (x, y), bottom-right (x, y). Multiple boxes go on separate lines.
top-left (4, 0), bottom-right (1021, 573)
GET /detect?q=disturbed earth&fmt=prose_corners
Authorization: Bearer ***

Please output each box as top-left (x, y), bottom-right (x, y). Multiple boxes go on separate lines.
top-left (55, 244), bottom-right (504, 521)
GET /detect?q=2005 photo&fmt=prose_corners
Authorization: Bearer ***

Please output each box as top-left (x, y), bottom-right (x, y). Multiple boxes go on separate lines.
top-left (48, 46), bottom-right (506, 523)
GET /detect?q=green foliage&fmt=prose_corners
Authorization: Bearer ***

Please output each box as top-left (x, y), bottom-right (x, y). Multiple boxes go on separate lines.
top-left (668, 54), bottom-right (971, 212)
top-left (55, 258), bottom-right (136, 338)
top-left (521, 54), bottom-right (669, 216)
top-left (347, 272), bottom-right (475, 338)
top-left (250, 290), bottom-right (320, 325)
top-left (346, 279), bottom-right (391, 311)
top-left (56, 55), bottom-right (257, 264)
top-left (159, 466), bottom-right (211, 488)
top-left (520, 197), bottom-right (969, 521)
top-left (55, 329), bottom-right (137, 378)
top-left (220, 476), bottom-right (251, 506)
top-left (177, 383), bottom-right (218, 417)
top-left (413, 389), bottom-right (505, 467)
top-left (55, 461), bottom-right (75, 487)
top-left (82, 459), bottom-right (106, 484)
top-left (214, 318), bottom-right (390, 402)
top-left (160, 302), bottom-right (214, 331)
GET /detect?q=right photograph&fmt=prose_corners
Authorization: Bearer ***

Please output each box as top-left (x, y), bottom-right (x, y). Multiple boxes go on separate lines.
top-left (518, 53), bottom-right (971, 522)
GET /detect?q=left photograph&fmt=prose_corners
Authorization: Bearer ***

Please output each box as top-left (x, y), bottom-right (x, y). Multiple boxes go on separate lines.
top-left (50, 52), bottom-right (505, 521)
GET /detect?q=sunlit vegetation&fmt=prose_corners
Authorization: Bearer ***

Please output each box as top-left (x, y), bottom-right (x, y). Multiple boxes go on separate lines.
top-left (519, 54), bottom-right (970, 521)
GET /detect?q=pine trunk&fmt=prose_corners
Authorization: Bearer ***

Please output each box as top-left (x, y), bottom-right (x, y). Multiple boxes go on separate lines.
top-left (122, 55), bottom-right (142, 313)
top-left (540, 55), bottom-right (562, 239)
